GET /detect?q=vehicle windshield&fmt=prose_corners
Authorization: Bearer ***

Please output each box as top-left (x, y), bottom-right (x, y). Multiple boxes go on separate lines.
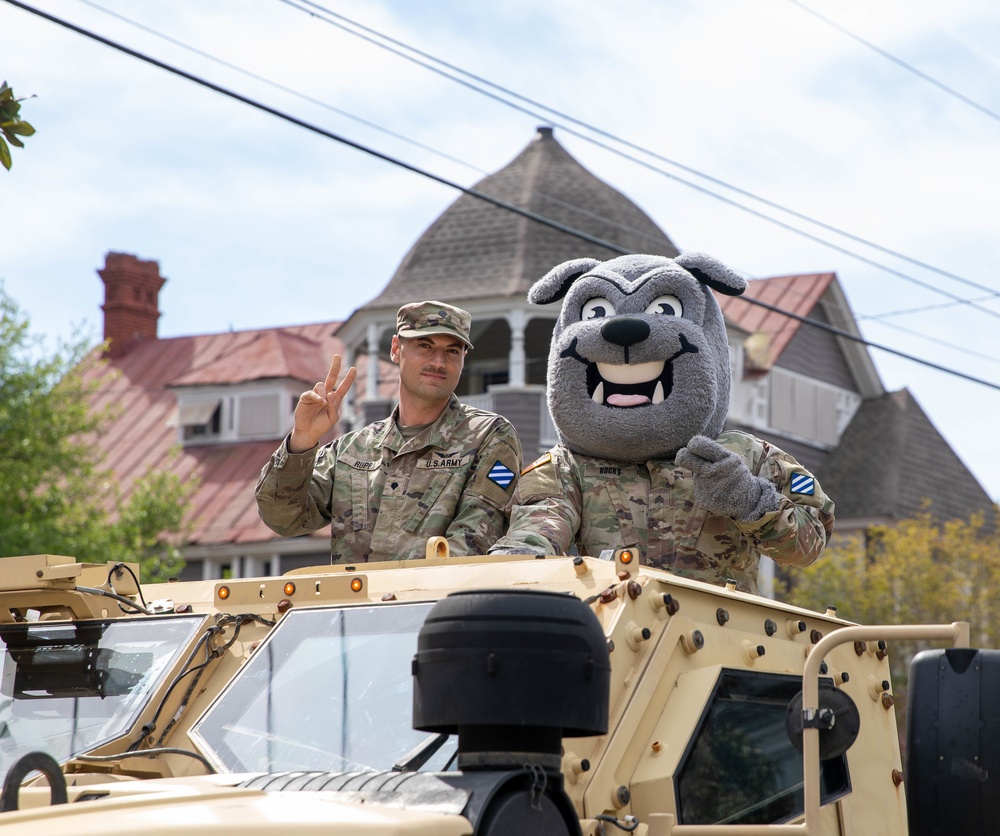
top-left (191, 602), bottom-right (456, 774)
top-left (0, 615), bottom-right (206, 783)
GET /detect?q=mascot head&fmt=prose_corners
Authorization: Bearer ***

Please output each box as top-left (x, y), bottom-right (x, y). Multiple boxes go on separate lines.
top-left (530, 253), bottom-right (746, 461)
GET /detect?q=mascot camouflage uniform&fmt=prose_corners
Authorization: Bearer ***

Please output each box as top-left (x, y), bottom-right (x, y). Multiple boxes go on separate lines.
top-left (490, 253), bottom-right (834, 593)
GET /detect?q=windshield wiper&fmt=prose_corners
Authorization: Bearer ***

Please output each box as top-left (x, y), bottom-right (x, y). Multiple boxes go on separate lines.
top-left (391, 732), bottom-right (450, 773)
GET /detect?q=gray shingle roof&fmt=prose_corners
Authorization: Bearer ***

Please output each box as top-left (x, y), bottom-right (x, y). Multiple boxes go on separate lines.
top-left (363, 127), bottom-right (679, 310)
top-left (819, 388), bottom-right (994, 522)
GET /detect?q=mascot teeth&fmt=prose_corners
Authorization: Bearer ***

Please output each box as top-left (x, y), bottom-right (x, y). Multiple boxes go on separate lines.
top-left (590, 361), bottom-right (671, 408)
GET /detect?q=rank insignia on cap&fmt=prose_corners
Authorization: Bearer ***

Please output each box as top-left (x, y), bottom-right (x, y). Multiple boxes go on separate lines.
top-left (790, 473), bottom-right (815, 496)
top-left (488, 461), bottom-right (516, 489)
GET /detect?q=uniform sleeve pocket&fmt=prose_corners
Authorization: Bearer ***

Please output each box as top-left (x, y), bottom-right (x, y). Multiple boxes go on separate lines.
top-left (350, 470), bottom-right (371, 530)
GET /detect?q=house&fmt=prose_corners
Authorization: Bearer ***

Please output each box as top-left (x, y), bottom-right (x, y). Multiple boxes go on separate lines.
top-left (82, 128), bottom-right (994, 583)
top-left (84, 253), bottom-right (396, 580)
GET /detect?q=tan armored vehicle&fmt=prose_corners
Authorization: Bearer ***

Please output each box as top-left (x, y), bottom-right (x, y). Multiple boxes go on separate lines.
top-left (0, 547), bottom-right (986, 835)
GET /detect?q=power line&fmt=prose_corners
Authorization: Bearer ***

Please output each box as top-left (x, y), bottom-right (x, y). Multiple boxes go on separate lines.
top-left (67, 0), bottom-right (1000, 336)
top-left (68, 0), bottom-right (1000, 364)
top-left (858, 317), bottom-right (1000, 366)
top-left (5, 0), bottom-right (1000, 394)
top-left (69, 0), bottom-right (1000, 357)
top-left (786, 0), bottom-right (1000, 126)
top-left (863, 293), bottom-right (1000, 321)
top-left (70, 0), bottom-right (477, 173)
top-left (747, 297), bottom-right (1000, 391)
top-left (280, 0), bottom-right (1000, 308)
top-left (1, 1), bottom-right (632, 256)
top-left (69, 0), bottom-right (679, 257)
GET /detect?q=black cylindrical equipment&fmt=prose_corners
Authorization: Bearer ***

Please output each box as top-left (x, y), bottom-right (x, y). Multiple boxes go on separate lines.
top-left (413, 588), bottom-right (611, 836)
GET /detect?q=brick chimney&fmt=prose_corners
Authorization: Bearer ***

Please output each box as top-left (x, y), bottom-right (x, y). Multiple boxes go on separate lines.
top-left (98, 252), bottom-right (166, 357)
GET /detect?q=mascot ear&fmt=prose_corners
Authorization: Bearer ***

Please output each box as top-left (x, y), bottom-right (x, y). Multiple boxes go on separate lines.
top-left (674, 252), bottom-right (747, 297)
top-left (528, 257), bottom-right (601, 305)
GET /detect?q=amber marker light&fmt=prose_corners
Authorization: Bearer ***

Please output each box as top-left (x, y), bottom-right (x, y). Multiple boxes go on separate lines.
top-left (350, 577), bottom-right (364, 593)
top-left (218, 585), bottom-right (231, 601)
top-left (619, 550), bottom-right (635, 565)
top-left (283, 581), bottom-right (296, 596)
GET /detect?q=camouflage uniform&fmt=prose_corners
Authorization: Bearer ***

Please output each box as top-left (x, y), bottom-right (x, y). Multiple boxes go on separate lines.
top-left (492, 430), bottom-right (834, 593)
top-left (256, 395), bottom-right (522, 563)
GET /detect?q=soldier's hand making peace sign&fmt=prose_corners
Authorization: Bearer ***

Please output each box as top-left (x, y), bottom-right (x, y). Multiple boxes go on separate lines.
top-left (289, 355), bottom-right (357, 453)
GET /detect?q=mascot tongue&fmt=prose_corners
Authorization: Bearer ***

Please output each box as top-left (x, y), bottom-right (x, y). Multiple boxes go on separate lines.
top-left (607, 393), bottom-right (650, 407)
top-left (594, 360), bottom-right (665, 408)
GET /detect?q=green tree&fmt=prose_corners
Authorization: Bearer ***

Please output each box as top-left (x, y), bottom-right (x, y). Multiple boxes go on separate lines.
top-left (0, 81), bottom-right (36, 171)
top-left (0, 286), bottom-right (195, 581)
top-left (781, 510), bottom-right (1000, 741)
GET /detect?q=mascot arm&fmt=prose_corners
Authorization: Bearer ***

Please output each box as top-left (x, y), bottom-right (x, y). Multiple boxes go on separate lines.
top-left (737, 450), bottom-right (835, 568)
top-left (488, 452), bottom-right (581, 556)
top-left (740, 500), bottom-right (831, 567)
top-left (444, 427), bottom-right (524, 556)
top-left (677, 434), bottom-right (834, 568)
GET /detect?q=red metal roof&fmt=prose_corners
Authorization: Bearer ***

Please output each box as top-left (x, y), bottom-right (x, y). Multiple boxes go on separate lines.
top-left (167, 329), bottom-right (330, 387)
top-left (719, 273), bottom-right (835, 371)
top-left (81, 322), bottom-right (393, 548)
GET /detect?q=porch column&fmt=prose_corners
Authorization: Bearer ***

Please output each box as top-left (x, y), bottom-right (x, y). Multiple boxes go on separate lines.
top-left (507, 309), bottom-right (526, 387)
top-left (343, 343), bottom-right (358, 426)
top-left (366, 321), bottom-right (380, 400)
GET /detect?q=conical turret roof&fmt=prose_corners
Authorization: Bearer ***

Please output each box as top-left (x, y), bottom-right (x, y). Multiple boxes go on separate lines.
top-left (362, 127), bottom-right (678, 309)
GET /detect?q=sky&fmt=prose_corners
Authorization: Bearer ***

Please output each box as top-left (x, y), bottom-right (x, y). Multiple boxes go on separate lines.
top-left (2, 0), bottom-right (1000, 503)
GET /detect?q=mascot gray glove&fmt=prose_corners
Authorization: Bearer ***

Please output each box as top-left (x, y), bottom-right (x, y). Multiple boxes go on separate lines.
top-left (676, 435), bottom-right (781, 523)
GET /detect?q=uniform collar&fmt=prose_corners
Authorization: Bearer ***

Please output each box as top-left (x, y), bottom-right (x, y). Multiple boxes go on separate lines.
top-left (376, 395), bottom-right (462, 453)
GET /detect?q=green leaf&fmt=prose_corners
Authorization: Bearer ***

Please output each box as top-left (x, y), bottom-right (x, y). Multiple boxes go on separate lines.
top-left (0, 138), bottom-right (11, 171)
top-left (10, 121), bottom-right (34, 137)
top-left (1, 129), bottom-right (23, 148)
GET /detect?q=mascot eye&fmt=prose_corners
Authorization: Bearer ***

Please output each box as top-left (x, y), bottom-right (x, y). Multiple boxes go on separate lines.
top-left (646, 295), bottom-right (683, 317)
top-left (582, 298), bottom-right (616, 320)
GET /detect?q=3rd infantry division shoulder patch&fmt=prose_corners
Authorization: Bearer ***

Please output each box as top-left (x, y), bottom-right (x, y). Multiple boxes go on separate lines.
top-left (488, 461), bottom-right (516, 489)
top-left (790, 473), bottom-right (815, 495)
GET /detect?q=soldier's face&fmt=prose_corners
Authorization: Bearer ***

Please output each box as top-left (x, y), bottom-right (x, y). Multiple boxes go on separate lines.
top-left (391, 334), bottom-right (466, 406)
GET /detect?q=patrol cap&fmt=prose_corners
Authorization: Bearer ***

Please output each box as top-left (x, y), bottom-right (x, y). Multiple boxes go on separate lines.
top-left (396, 301), bottom-right (474, 350)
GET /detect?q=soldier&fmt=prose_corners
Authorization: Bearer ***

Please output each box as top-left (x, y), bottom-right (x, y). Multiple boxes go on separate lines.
top-left (256, 301), bottom-right (522, 563)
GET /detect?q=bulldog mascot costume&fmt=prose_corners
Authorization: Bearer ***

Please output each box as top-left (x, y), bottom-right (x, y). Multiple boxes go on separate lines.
top-left (490, 253), bottom-right (834, 593)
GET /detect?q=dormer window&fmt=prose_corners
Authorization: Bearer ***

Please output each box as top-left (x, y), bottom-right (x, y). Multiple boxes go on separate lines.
top-left (170, 382), bottom-right (301, 447)
top-left (180, 400), bottom-right (222, 441)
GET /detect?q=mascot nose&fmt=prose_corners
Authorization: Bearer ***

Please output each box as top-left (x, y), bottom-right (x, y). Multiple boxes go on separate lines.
top-left (601, 317), bottom-right (650, 348)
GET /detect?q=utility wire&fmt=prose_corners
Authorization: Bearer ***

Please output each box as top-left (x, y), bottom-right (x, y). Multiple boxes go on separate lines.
top-left (746, 298), bottom-right (1000, 391)
top-left (64, 0), bottom-right (1000, 323)
top-left (281, 0), bottom-right (1000, 305)
top-left (68, 0), bottom-right (685, 258)
top-left (863, 293), bottom-right (1000, 321)
top-left (68, 0), bottom-right (1000, 362)
top-left (67, 0), bottom-right (1000, 337)
top-left (858, 317), bottom-right (1000, 366)
top-left (71, 0), bottom-right (476, 173)
top-left (787, 0), bottom-right (1000, 126)
top-left (6, 0), bottom-right (1000, 393)
top-left (1, 0), bottom-right (631, 257)
top-left (73, 0), bottom-right (678, 256)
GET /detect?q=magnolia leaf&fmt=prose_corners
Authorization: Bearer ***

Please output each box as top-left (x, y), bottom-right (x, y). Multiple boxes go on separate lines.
top-left (10, 121), bottom-right (34, 137)
top-left (0, 138), bottom-right (11, 171)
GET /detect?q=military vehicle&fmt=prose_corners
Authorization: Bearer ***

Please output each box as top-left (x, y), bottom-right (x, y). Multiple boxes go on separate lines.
top-left (0, 545), bottom-right (990, 834)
